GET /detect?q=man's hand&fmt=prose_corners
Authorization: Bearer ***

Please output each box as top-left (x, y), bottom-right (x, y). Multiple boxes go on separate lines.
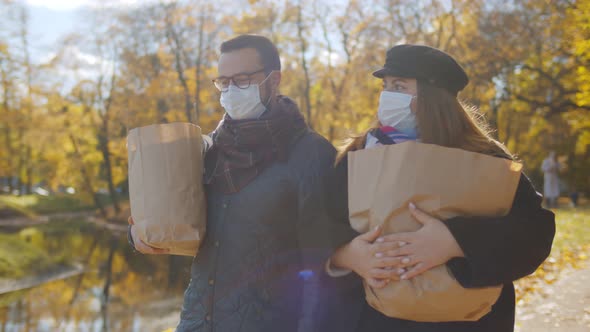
top-left (128, 216), bottom-right (170, 255)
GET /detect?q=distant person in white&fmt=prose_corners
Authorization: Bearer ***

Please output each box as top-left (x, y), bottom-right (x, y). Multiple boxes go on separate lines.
top-left (541, 151), bottom-right (560, 208)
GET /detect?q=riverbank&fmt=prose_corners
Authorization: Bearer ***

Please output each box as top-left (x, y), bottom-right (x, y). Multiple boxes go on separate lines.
top-left (0, 263), bottom-right (84, 294)
top-left (0, 219), bottom-right (93, 294)
top-left (0, 194), bottom-right (96, 216)
top-left (0, 194), bottom-right (129, 294)
top-left (0, 216), bottom-right (191, 331)
top-left (0, 193), bottom-right (130, 224)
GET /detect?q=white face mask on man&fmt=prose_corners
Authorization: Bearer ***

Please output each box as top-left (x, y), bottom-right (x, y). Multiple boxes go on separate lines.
top-left (377, 91), bottom-right (418, 135)
top-left (220, 74), bottom-right (272, 120)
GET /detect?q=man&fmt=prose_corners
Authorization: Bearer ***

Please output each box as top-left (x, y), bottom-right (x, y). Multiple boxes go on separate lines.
top-left (128, 34), bottom-right (356, 331)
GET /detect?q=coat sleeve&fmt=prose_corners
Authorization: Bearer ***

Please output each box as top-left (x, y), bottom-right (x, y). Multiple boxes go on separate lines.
top-left (294, 137), bottom-right (358, 271)
top-left (323, 156), bottom-right (359, 277)
top-left (127, 225), bottom-right (136, 251)
top-left (444, 173), bottom-right (556, 288)
top-left (325, 155), bottom-right (352, 223)
top-left (291, 135), bottom-right (363, 332)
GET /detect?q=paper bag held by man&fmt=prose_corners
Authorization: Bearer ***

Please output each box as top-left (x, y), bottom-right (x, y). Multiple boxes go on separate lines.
top-left (127, 122), bottom-right (207, 256)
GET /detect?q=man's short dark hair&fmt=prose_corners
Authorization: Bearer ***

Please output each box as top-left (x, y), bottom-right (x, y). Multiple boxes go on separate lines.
top-left (220, 34), bottom-right (281, 74)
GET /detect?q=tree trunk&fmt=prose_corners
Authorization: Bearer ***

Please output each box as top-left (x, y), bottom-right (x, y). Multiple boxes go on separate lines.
top-left (165, 8), bottom-right (192, 122)
top-left (4, 128), bottom-right (15, 192)
top-left (21, 5), bottom-right (33, 196)
top-left (297, 3), bottom-right (313, 129)
top-left (329, 125), bottom-right (335, 142)
top-left (25, 145), bottom-right (32, 194)
top-left (99, 117), bottom-right (120, 215)
top-left (193, 12), bottom-right (206, 124)
top-left (69, 133), bottom-right (107, 218)
top-left (1, 56), bottom-right (14, 187)
top-left (16, 128), bottom-right (25, 196)
top-left (97, 61), bottom-right (120, 215)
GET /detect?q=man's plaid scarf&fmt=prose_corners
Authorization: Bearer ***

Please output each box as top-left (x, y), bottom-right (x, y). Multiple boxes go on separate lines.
top-left (204, 95), bottom-right (307, 194)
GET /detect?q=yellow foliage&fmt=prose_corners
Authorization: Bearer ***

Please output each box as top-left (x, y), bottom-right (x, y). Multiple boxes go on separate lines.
top-left (0, 0), bottom-right (588, 201)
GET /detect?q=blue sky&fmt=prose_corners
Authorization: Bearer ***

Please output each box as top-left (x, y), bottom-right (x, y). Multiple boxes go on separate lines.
top-left (26, 0), bottom-right (142, 10)
top-left (26, 0), bottom-right (93, 10)
top-left (22, 0), bottom-right (348, 86)
top-left (25, 2), bottom-right (89, 63)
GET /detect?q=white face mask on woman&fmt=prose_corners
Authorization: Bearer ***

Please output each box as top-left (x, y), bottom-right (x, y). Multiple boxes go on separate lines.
top-left (377, 91), bottom-right (418, 136)
top-left (220, 74), bottom-right (271, 120)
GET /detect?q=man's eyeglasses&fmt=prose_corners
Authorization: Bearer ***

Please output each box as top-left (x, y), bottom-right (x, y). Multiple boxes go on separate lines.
top-left (212, 68), bottom-right (266, 92)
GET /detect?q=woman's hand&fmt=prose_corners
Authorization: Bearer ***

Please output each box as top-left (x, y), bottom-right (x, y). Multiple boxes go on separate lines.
top-left (376, 203), bottom-right (464, 280)
top-left (128, 216), bottom-right (170, 255)
top-left (330, 226), bottom-right (408, 289)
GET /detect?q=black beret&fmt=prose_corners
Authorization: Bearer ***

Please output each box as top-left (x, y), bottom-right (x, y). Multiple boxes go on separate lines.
top-left (373, 44), bottom-right (469, 95)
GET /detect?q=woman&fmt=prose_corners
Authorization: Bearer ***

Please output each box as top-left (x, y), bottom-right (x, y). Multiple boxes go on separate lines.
top-left (325, 44), bottom-right (556, 332)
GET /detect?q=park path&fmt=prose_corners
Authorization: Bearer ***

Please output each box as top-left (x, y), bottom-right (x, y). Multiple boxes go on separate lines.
top-left (516, 263), bottom-right (590, 332)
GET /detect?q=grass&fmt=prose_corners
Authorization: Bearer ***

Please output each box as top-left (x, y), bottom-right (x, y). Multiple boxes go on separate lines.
top-left (550, 206), bottom-right (590, 258)
top-left (0, 194), bottom-right (97, 215)
top-left (0, 192), bottom-right (128, 217)
top-left (34, 217), bottom-right (98, 235)
top-left (0, 198), bottom-right (38, 219)
top-left (515, 204), bottom-right (590, 303)
top-left (0, 190), bottom-right (128, 286)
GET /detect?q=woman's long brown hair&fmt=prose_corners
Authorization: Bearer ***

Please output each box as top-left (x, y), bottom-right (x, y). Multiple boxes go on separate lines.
top-left (335, 80), bottom-right (513, 164)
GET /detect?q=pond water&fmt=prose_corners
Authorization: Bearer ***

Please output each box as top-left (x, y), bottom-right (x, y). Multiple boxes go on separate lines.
top-left (0, 219), bottom-right (191, 332)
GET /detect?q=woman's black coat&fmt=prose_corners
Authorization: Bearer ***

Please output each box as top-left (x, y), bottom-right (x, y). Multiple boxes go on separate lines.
top-left (322, 154), bottom-right (556, 332)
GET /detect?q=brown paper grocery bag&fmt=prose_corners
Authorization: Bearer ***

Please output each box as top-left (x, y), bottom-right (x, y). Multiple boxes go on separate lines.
top-left (348, 141), bottom-right (523, 322)
top-left (127, 122), bottom-right (206, 256)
